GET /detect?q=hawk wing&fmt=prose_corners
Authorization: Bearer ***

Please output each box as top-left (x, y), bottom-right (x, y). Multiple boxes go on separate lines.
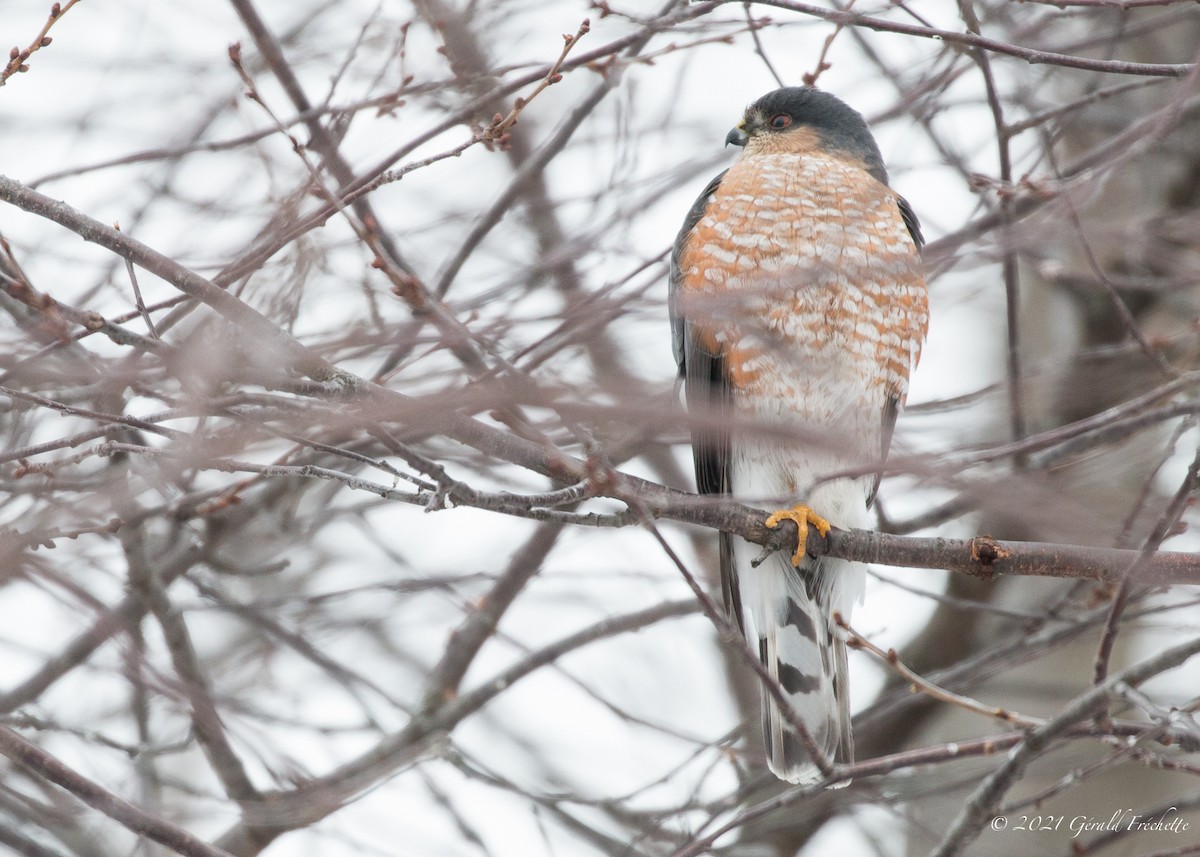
top-left (671, 170), bottom-right (730, 496)
top-left (871, 193), bottom-right (924, 506)
top-left (669, 169), bottom-right (744, 630)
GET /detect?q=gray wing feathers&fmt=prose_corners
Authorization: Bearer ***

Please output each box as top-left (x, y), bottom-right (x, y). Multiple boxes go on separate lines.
top-left (670, 170), bottom-right (727, 377)
top-left (870, 195), bottom-right (922, 507)
top-left (672, 170), bottom-right (740, 627)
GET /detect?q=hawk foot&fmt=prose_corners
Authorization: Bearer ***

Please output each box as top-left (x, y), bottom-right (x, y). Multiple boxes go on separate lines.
top-left (764, 504), bottom-right (831, 567)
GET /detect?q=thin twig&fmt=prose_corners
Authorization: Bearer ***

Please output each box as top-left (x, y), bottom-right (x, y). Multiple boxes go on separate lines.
top-left (213, 598), bottom-right (696, 851)
top-left (743, 2), bottom-right (785, 87)
top-left (0, 725), bottom-right (236, 857)
top-left (0, 0), bottom-right (82, 86)
top-left (1093, 446), bottom-right (1200, 703)
top-left (737, 0), bottom-right (1195, 76)
top-left (931, 634), bottom-right (1200, 857)
top-left (837, 614), bottom-right (1044, 729)
top-left (482, 20), bottom-right (591, 144)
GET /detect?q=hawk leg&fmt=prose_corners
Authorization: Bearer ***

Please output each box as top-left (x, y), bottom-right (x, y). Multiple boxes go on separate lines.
top-left (764, 504), bottom-right (831, 567)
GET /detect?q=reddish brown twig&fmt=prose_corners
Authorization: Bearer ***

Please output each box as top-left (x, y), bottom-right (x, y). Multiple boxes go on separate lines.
top-left (480, 18), bottom-right (591, 147)
top-left (0, 0), bottom-right (81, 86)
top-left (836, 613), bottom-right (1043, 729)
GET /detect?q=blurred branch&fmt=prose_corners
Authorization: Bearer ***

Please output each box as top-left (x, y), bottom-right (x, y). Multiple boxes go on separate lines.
top-left (0, 174), bottom-right (342, 383)
top-left (0, 159), bottom-right (1194, 585)
top-left (672, 708), bottom-right (1200, 857)
top-left (957, 0), bottom-right (1028, 445)
top-left (931, 633), bottom-right (1200, 857)
top-left (0, 543), bottom-right (203, 714)
top-left (123, 527), bottom-right (259, 803)
top-left (1093, 446), bottom-right (1200, 707)
top-left (0, 725), bottom-right (236, 857)
top-left (214, 596), bottom-right (696, 855)
top-left (214, 1), bottom-right (720, 291)
top-left (228, 0), bottom-right (421, 280)
top-left (944, 371), bottom-right (1200, 466)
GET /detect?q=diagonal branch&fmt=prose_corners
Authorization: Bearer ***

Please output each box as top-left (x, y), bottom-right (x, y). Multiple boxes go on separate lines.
top-left (0, 725), bottom-right (236, 857)
top-left (931, 633), bottom-right (1200, 857)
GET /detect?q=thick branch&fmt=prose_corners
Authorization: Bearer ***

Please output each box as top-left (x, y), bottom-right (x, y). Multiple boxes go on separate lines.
top-left (2, 174), bottom-right (1197, 594)
top-left (625, 488), bottom-right (1200, 585)
top-left (822, 528), bottom-right (1200, 586)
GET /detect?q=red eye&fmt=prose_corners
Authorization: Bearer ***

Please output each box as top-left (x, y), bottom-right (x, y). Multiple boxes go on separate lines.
top-left (769, 113), bottom-right (791, 130)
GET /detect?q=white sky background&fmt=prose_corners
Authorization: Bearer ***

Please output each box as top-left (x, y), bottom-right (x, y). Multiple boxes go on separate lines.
top-left (2, 2), bottom-right (1198, 856)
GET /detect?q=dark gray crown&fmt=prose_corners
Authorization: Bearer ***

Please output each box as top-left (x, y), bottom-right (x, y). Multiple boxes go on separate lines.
top-left (749, 87), bottom-right (888, 185)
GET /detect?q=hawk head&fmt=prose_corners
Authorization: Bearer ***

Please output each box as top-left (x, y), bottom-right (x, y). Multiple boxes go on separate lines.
top-left (726, 86), bottom-right (889, 185)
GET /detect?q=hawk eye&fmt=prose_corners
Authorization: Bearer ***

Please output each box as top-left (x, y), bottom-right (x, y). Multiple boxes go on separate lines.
top-left (769, 113), bottom-right (792, 130)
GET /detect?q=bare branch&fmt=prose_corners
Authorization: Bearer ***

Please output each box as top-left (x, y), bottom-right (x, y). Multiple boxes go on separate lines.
top-left (739, 0), bottom-right (1196, 76)
top-left (932, 634), bottom-right (1200, 857)
top-left (0, 0), bottom-right (81, 86)
top-left (5, 5), bottom-right (1200, 852)
top-left (0, 725), bottom-right (236, 857)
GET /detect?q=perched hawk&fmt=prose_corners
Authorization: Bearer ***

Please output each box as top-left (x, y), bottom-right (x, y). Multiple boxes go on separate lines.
top-left (670, 87), bottom-right (928, 783)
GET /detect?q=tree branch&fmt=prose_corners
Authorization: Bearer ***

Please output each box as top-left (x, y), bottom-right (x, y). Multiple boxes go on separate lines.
top-left (0, 725), bottom-right (236, 857)
top-left (931, 633), bottom-right (1200, 857)
top-left (739, 0), bottom-right (1195, 76)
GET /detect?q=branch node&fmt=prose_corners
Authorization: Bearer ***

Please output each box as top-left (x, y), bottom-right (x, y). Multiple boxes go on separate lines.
top-left (969, 535), bottom-right (1009, 576)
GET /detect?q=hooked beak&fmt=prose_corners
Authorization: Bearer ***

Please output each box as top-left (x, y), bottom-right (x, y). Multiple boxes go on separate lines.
top-left (725, 122), bottom-right (749, 147)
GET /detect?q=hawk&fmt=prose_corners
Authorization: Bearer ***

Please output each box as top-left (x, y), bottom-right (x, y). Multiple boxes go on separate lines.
top-left (670, 87), bottom-right (928, 783)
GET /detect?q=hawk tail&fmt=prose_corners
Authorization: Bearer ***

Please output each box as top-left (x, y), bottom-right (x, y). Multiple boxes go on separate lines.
top-left (737, 545), bottom-right (854, 784)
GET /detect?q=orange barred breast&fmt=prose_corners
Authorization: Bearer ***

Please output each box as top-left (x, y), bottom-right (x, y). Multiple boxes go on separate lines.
top-left (678, 150), bottom-right (928, 420)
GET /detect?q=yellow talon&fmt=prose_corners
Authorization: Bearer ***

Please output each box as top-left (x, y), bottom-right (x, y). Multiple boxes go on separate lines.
top-left (764, 504), bottom-right (831, 567)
